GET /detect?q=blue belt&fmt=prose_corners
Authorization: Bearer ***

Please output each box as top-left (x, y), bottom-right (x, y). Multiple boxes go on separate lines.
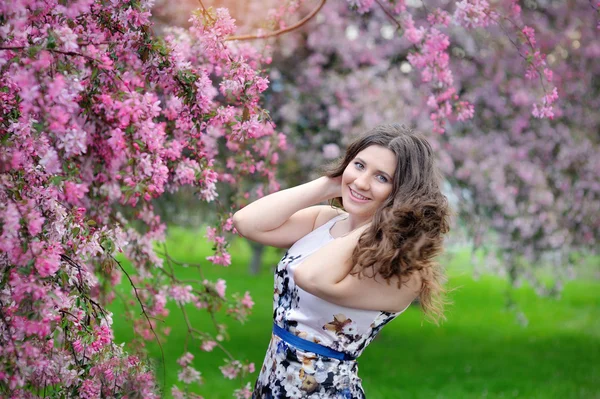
top-left (272, 323), bottom-right (356, 361)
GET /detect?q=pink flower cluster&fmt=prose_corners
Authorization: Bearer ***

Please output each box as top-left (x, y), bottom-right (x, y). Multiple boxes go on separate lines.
top-left (205, 226), bottom-right (232, 266)
top-left (454, 0), bottom-right (498, 28)
top-left (0, 1), bottom-right (278, 397)
top-left (517, 25), bottom-right (559, 118)
top-left (219, 359), bottom-right (255, 381)
top-left (405, 14), bottom-right (475, 133)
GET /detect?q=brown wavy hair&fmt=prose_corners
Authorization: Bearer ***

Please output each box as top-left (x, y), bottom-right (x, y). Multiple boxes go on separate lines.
top-left (323, 124), bottom-right (451, 324)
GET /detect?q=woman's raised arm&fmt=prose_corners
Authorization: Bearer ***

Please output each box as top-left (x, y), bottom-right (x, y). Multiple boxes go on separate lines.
top-left (232, 176), bottom-right (341, 248)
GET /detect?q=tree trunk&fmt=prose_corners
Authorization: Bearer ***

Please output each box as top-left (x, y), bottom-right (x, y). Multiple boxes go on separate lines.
top-left (248, 241), bottom-right (265, 275)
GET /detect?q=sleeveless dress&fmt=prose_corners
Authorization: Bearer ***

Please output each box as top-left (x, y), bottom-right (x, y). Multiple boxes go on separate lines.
top-left (252, 214), bottom-right (410, 398)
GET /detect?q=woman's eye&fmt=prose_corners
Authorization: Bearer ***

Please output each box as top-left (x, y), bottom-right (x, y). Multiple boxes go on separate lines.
top-left (354, 162), bottom-right (364, 169)
top-left (377, 175), bottom-right (388, 183)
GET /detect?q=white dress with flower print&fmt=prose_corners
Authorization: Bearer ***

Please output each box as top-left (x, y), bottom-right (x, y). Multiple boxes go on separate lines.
top-left (252, 214), bottom-right (410, 398)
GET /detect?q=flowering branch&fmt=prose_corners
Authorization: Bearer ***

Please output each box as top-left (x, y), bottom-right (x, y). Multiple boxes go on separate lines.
top-left (225, 0), bottom-right (327, 41)
top-left (374, 0), bottom-right (403, 31)
top-left (112, 255), bottom-right (167, 385)
top-left (0, 46), bottom-right (103, 63)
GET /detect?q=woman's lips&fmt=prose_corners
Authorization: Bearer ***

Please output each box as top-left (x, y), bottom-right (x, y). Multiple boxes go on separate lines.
top-left (349, 187), bottom-right (371, 202)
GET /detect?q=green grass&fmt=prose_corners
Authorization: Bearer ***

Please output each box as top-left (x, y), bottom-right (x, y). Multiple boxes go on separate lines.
top-left (108, 226), bottom-right (600, 398)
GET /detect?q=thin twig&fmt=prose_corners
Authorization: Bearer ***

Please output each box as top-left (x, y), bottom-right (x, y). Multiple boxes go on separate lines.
top-left (0, 46), bottom-right (102, 63)
top-left (225, 0), bottom-right (327, 41)
top-left (374, 0), bottom-right (403, 31)
top-left (112, 255), bottom-right (166, 388)
top-left (484, 10), bottom-right (548, 92)
top-left (155, 250), bottom-right (204, 269)
top-left (163, 244), bottom-right (237, 362)
top-left (197, 0), bottom-right (211, 15)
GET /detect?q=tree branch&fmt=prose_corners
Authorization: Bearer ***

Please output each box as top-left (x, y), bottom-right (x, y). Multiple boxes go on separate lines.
top-left (112, 255), bottom-right (166, 388)
top-left (374, 0), bottom-right (403, 31)
top-left (0, 46), bottom-right (101, 63)
top-left (225, 0), bottom-right (327, 41)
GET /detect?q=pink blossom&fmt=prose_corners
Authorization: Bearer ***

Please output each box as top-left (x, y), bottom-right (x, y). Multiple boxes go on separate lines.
top-left (56, 127), bottom-right (88, 157)
top-left (205, 226), bottom-right (218, 241)
top-left (455, 101), bottom-right (475, 121)
top-left (207, 251), bottom-right (232, 266)
top-left (38, 146), bottom-right (61, 174)
top-left (170, 285), bottom-right (196, 305)
top-left (234, 383), bottom-right (253, 399)
top-left (427, 9), bottom-right (451, 26)
top-left (35, 243), bottom-right (63, 277)
top-left (172, 386), bottom-right (186, 399)
top-left (79, 379), bottom-right (101, 399)
top-left (104, 368), bottom-right (115, 381)
top-left (522, 26), bottom-right (536, 47)
top-left (177, 352), bottom-right (194, 367)
top-left (220, 363), bottom-right (240, 380)
top-left (404, 14), bottom-right (425, 44)
top-left (241, 291), bottom-right (254, 309)
top-left (201, 340), bottom-right (217, 352)
top-left (63, 181), bottom-right (89, 205)
top-left (26, 208), bottom-right (45, 237)
top-left (73, 339), bottom-right (84, 353)
top-left (215, 279), bottom-right (227, 298)
top-left (223, 217), bottom-right (234, 232)
top-left (214, 8), bottom-right (237, 37)
top-left (2, 202), bottom-right (21, 235)
top-left (177, 366), bottom-right (201, 384)
top-left (454, 0), bottom-right (497, 28)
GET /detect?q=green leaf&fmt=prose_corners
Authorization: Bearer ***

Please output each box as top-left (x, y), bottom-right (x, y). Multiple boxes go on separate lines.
top-left (49, 176), bottom-right (63, 186)
top-left (101, 238), bottom-right (115, 254)
top-left (46, 34), bottom-right (57, 50)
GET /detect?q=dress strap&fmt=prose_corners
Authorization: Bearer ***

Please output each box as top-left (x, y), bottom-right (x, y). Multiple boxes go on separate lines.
top-left (322, 212), bottom-right (348, 228)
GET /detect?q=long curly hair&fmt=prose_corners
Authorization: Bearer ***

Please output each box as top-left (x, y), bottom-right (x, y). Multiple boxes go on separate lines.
top-left (323, 124), bottom-right (452, 324)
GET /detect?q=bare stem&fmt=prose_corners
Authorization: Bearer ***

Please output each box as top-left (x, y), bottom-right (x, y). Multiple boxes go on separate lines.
top-left (374, 0), bottom-right (403, 31)
top-left (225, 0), bottom-right (327, 41)
top-left (112, 255), bottom-right (166, 388)
top-left (197, 0), bottom-right (211, 16)
top-left (0, 46), bottom-right (102, 63)
top-left (485, 10), bottom-right (548, 93)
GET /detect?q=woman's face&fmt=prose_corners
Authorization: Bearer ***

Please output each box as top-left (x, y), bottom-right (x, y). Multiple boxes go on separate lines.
top-left (341, 145), bottom-right (396, 220)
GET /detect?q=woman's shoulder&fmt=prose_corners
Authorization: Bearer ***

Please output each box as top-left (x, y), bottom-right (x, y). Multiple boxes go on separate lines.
top-left (312, 206), bottom-right (347, 231)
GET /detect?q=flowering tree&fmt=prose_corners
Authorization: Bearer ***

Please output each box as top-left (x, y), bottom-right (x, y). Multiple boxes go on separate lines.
top-left (0, 0), bottom-right (280, 397)
top-left (260, 0), bottom-right (599, 300)
top-left (1, 0), bottom-right (599, 397)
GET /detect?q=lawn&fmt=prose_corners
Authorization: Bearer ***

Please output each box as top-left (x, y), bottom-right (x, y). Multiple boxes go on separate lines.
top-left (108, 226), bottom-right (600, 399)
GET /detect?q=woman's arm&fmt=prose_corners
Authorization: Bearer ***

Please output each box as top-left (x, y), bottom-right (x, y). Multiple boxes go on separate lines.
top-left (232, 176), bottom-right (341, 248)
top-left (294, 225), bottom-right (368, 286)
top-left (294, 225), bottom-right (421, 312)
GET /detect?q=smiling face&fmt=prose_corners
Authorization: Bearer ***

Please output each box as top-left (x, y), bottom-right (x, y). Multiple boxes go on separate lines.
top-left (341, 145), bottom-right (396, 221)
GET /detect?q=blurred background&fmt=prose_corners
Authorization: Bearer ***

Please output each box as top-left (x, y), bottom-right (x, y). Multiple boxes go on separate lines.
top-left (110, 1), bottom-right (600, 398)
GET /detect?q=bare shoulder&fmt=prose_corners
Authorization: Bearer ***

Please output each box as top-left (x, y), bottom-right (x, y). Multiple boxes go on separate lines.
top-left (400, 270), bottom-right (423, 295)
top-left (375, 271), bottom-right (422, 313)
top-left (313, 206), bottom-right (346, 230)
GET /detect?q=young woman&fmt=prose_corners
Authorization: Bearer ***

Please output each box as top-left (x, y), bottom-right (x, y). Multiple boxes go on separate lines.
top-left (233, 124), bottom-right (451, 398)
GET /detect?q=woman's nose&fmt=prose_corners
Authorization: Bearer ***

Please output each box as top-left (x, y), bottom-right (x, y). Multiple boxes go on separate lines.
top-left (354, 174), bottom-right (370, 190)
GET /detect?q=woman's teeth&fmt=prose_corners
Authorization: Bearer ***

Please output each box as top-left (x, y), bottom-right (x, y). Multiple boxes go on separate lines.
top-left (350, 188), bottom-right (369, 201)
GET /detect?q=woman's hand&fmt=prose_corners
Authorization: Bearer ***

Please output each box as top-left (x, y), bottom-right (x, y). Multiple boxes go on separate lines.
top-left (323, 176), bottom-right (343, 199)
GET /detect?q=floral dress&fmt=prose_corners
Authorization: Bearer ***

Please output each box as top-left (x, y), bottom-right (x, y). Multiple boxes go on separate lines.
top-left (252, 214), bottom-right (410, 398)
